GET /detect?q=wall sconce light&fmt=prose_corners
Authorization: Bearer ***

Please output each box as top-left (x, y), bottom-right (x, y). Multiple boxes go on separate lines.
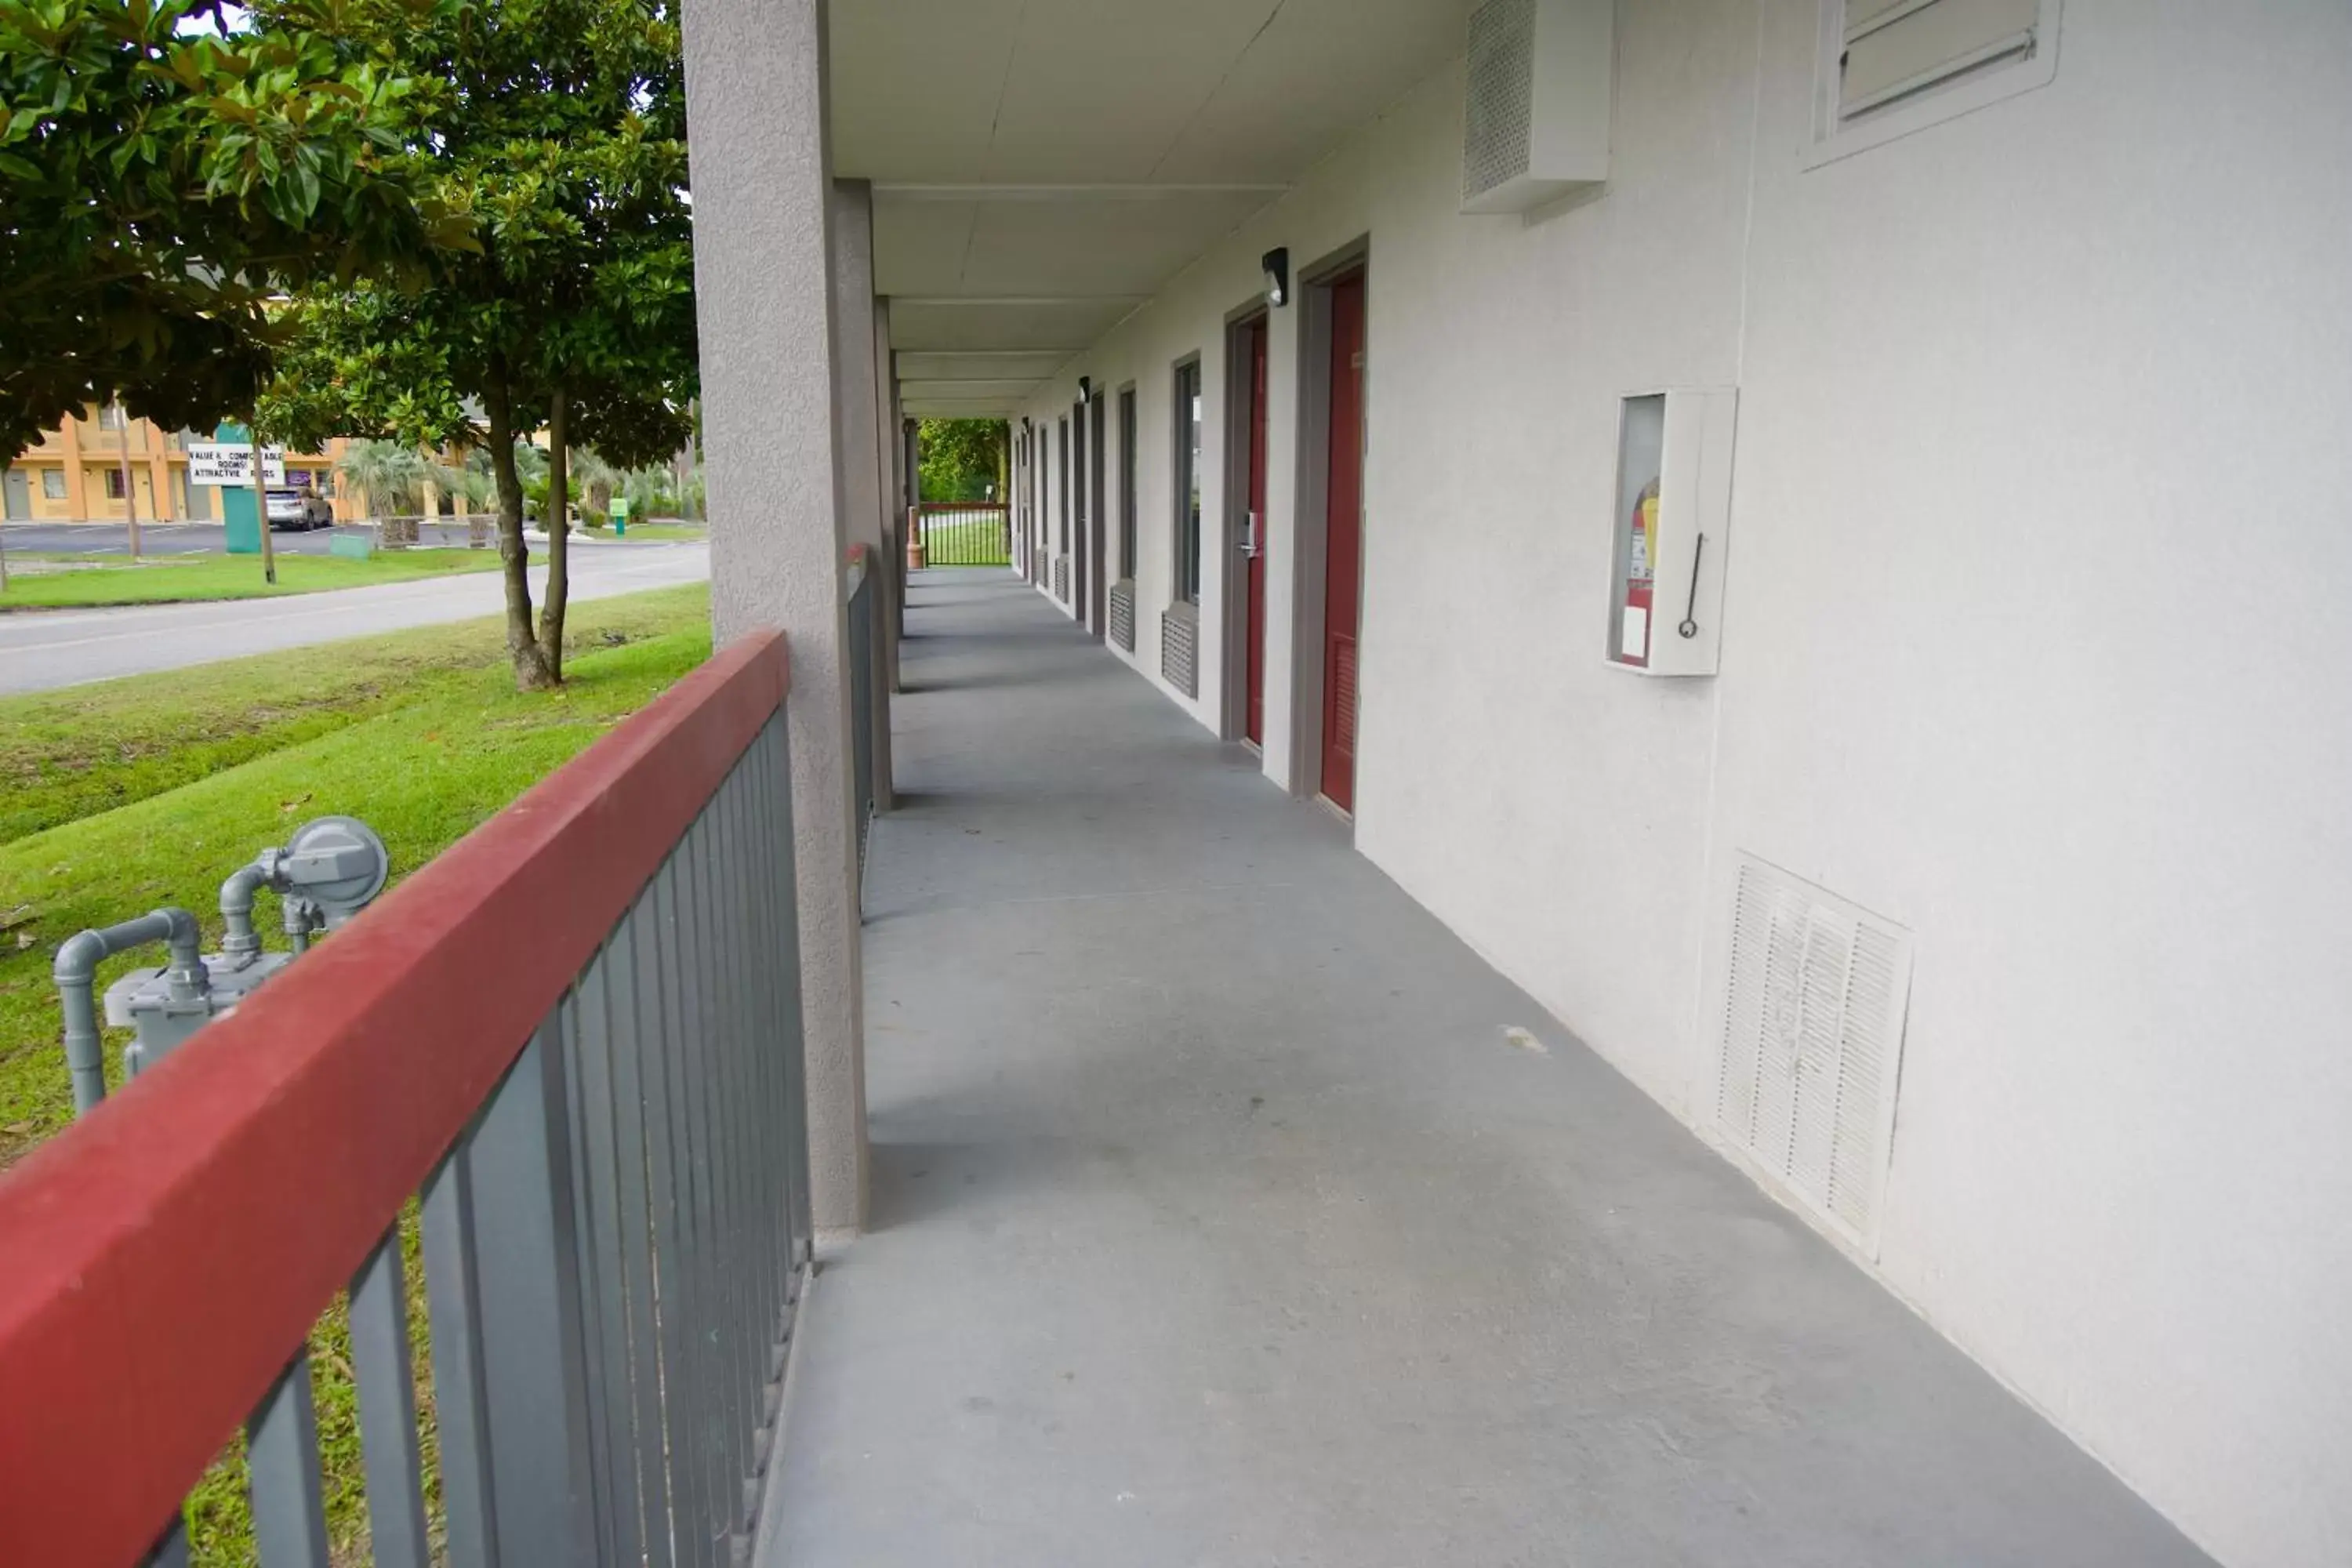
top-left (1262, 247), bottom-right (1291, 308)
top-left (1078, 376), bottom-right (1093, 405)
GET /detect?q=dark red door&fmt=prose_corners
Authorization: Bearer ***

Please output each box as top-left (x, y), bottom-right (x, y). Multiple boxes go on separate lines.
top-left (1243, 315), bottom-right (1270, 746)
top-left (1320, 272), bottom-right (1366, 811)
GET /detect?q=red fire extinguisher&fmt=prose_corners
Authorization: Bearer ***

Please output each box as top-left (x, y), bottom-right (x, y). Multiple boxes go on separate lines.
top-left (1624, 478), bottom-right (1659, 667)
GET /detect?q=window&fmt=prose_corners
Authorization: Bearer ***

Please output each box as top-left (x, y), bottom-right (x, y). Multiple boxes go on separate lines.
top-left (1117, 387), bottom-right (1138, 581)
top-left (1808, 0), bottom-right (2059, 169)
top-left (103, 469), bottom-right (126, 499)
top-left (96, 405), bottom-right (126, 432)
top-left (1173, 358), bottom-right (1203, 603)
top-left (42, 469), bottom-right (67, 500)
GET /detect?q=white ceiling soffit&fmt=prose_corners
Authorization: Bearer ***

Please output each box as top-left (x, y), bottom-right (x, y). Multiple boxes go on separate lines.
top-left (834, 0), bottom-right (1472, 412)
top-left (897, 350), bottom-right (1072, 381)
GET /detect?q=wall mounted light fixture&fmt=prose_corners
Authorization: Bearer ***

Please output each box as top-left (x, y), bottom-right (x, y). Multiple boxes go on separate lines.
top-left (1262, 247), bottom-right (1291, 308)
top-left (1078, 376), bottom-right (1093, 405)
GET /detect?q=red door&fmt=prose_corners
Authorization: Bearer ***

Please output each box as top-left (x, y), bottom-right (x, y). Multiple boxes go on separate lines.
top-left (1243, 315), bottom-right (1270, 746)
top-left (1319, 271), bottom-right (1367, 811)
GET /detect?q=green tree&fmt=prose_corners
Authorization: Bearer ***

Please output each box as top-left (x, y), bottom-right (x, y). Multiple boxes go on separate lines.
top-left (0, 0), bottom-right (452, 465)
top-left (256, 0), bottom-right (695, 688)
top-left (918, 417), bottom-right (1007, 503)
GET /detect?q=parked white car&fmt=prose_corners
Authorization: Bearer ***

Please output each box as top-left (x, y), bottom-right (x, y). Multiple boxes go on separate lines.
top-left (266, 489), bottom-right (334, 531)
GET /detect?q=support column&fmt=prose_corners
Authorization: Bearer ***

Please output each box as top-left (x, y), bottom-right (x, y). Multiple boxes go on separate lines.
top-left (831, 182), bottom-right (894, 816)
top-left (60, 414), bottom-right (87, 520)
top-left (683, 0), bottom-right (868, 1233)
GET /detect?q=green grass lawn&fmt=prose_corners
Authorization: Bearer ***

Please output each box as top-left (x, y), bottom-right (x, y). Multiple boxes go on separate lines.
top-left (601, 521), bottom-right (706, 541)
top-left (0, 581), bottom-right (710, 1163)
top-left (0, 547), bottom-right (500, 609)
top-left (917, 514), bottom-right (1011, 567)
top-left (0, 583), bottom-right (710, 1564)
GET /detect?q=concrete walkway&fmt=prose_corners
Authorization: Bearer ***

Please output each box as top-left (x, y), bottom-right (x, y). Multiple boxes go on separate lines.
top-left (762, 568), bottom-right (2210, 1567)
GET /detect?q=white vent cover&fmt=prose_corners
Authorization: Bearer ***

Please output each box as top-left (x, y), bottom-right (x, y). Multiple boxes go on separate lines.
top-left (1713, 855), bottom-right (1914, 1253)
top-left (1461, 0), bottom-right (1612, 214)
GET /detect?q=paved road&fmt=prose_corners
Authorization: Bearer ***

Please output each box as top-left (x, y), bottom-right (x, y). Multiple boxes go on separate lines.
top-left (0, 521), bottom-right (670, 557)
top-left (0, 542), bottom-right (709, 695)
top-left (5, 521), bottom-right (372, 557)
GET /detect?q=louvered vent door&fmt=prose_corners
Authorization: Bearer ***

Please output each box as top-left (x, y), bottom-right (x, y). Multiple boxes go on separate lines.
top-left (1715, 855), bottom-right (1914, 1253)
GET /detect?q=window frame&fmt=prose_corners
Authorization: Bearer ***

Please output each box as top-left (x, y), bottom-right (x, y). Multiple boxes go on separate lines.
top-left (1804, 0), bottom-right (2062, 171)
top-left (103, 468), bottom-right (127, 499)
top-left (1172, 355), bottom-right (1204, 605)
top-left (1057, 416), bottom-right (1070, 554)
top-left (42, 468), bottom-right (67, 500)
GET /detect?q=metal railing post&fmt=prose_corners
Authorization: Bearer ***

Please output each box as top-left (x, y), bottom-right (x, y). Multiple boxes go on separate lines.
top-left (463, 1024), bottom-right (602, 1563)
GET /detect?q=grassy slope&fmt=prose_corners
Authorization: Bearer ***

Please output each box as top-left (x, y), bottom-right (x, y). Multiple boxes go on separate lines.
top-left (0, 584), bottom-right (710, 1565)
top-left (0, 583), bottom-right (711, 1166)
top-left (0, 548), bottom-right (499, 608)
top-left (1, 585), bottom-right (696, 844)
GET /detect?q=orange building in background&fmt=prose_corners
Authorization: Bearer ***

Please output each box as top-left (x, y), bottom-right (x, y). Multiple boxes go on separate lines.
top-left (1, 408), bottom-right (354, 524)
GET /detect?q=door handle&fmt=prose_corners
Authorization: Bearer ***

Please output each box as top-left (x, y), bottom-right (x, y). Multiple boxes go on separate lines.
top-left (1241, 510), bottom-right (1261, 557)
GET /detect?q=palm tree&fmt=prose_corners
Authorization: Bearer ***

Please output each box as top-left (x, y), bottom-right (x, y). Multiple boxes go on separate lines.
top-left (333, 439), bottom-right (431, 519)
top-left (432, 456), bottom-right (495, 512)
top-left (621, 465), bottom-right (667, 518)
top-left (566, 446), bottom-right (622, 526)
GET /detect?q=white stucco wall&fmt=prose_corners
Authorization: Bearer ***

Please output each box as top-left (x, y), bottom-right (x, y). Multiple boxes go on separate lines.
top-left (1011, 5), bottom-right (2352, 1563)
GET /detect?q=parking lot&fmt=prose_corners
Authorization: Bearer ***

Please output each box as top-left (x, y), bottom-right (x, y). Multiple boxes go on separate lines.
top-left (2, 522), bottom-right (359, 557)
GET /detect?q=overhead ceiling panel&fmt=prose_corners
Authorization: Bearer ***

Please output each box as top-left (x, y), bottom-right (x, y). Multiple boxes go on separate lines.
top-left (838, 0), bottom-right (1471, 376)
top-left (975, 0), bottom-right (1284, 182)
top-left (829, 0), bottom-right (1025, 182)
top-left (899, 379), bottom-right (1048, 403)
top-left (956, 187), bottom-right (1279, 296)
top-left (1153, 0), bottom-right (1475, 183)
top-left (888, 297), bottom-right (1142, 354)
top-left (903, 394), bottom-right (1035, 418)
top-left (871, 197), bottom-right (978, 295)
top-left (898, 351), bottom-right (1073, 381)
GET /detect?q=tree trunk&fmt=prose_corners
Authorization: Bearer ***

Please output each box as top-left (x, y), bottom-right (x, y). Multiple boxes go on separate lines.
top-left (114, 405), bottom-right (141, 561)
top-left (249, 416), bottom-right (278, 586)
top-left (486, 374), bottom-right (553, 690)
top-left (996, 422), bottom-right (1011, 557)
top-left (537, 384), bottom-right (571, 682)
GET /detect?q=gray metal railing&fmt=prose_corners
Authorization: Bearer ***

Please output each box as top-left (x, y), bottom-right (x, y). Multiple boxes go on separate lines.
top-left (485, 711), bottom-right (811, 1566)
top-left (248, 717), bottom-right (807, 1568)
top-left (0, 637), bottom-right (810, 1568)
top-left (916, 503), bottom-right (1012, 567)
top-left (848, 553), bottom-right (877, 884)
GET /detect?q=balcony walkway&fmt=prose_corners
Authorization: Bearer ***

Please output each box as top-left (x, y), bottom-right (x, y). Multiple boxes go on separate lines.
top-left (760, 568), bottom-right (2210, 1567)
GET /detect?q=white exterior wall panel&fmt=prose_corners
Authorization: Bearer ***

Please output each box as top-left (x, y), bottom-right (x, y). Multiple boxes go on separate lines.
top-left (1008, 5), bottom-right (2352, 1564)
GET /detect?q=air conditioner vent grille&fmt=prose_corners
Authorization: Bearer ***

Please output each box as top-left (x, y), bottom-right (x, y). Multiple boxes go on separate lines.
top-left (1714, 855), bottom-right (1914, 1253)
top-left (1464, 0), bottom-right (1537, 204)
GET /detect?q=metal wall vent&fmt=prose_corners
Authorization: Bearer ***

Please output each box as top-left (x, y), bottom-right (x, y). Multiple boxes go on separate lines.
top-left (1460, 0), bottom-right (1612, 214)
top-left (1109, 580), bottom-right (1136, 652)
top-left (1464, 0), bottom-right (1537, 206)
top-left (1714, 855), bottom-right (1914, 1253)
top-left (1052, 554), bottom-right (1070, 604)
top-left (1161, 609), bottom-right (1199, 699)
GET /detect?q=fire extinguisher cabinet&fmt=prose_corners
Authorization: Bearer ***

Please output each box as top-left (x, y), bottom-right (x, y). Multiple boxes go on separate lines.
top-left (1606, 387), bottom-right (1737, 677)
